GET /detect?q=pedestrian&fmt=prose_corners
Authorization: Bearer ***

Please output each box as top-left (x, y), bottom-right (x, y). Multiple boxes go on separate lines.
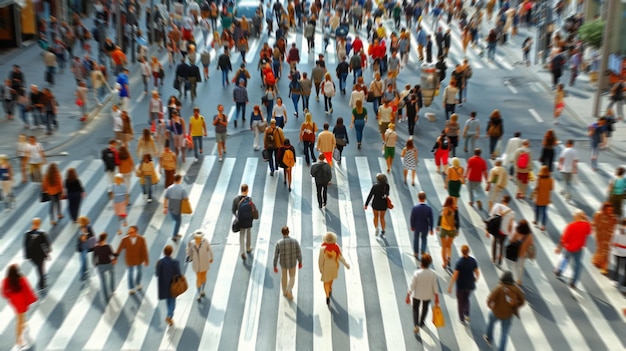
top-left (148, 90), bottom-right (163, 125)
top-left (41, 88), bottom-right (58, 135)
top-left (488, 195), bottom-right (515, 266)
top-left (288, 72), bottom-right (302, 118)
top-left (318, 232), bottom-right (350, 305)
top-left (43, 49), bottom-right (57, 85)
top-left (310, 153), bottom-right (332, 209)
top-left (101, 139), bottom-right (119, 184)
top-left (232, 184), bottom-right (257, 260)
top-left (64, 167), bottom-right (85, 222)
top-left (321, 72), bottom-right (336, 114)
top-left (136, 153), bottom-right (159, 203)
top-left (151, 56), bottom-right (164, 87)
top-left (188, 107), bottom-right (207, 162)
top-left (186, 230), bottom-right (214, 302)
top-left (16, 135), bottom-right (28, 184)
top-left (557, 139), bottom-right (578, 201)
top-left (410, 191), bottom-right (434, 259)
top-left (136, 128), bottom-right (158, 160)
top-left (555, 210), bottom-right (592, 289)
top-left (510, 220), bottom-right (534, 285)
top-left (445, 113), bottom-right (461, 156)
top-left (117, 68), bottom-right (130, 110)
top-left (592, 203), bottom-right (618, 275)
top-left (42, 163), bottom-right (63, 225)
top-left (115, 225), bottom-right (149, 294)
top-left (117, 146), bottom-right (134, 189)
top-left (405, 92), bottom-right (419, 136)
top-left (273, 226), bottom-right (303, 300)
top-left (200, 50), bottom-right (211, 80)
top-left (364, 173), bottom-right (391, 237)
top-left (300, 112), bottom-right (318, 166)
top-left (377, 99), bottom-right (394, 137)
top-left (211, 104), bottom-right (228, 161)
top-left (447, 245), bottom-right (480, 324)
top-left (109, 173), bottom-right (128, 235)
top-left (187, 61), bottom-right (202, 103)
top-left (160, 141), bottom-right (177, 188)
top-left (606, 78), bottom-right (624, 119)
top-left (1, 79), bottom-right (15, 120)
top-left (233, 79), bottom-right (249, 127)
top-left (532, 165), bottom-right (553, 231)
top-left (278, 138), bottom-right (296, 191)
top-left (445, 158), bottom-right (465, 207)
top-left (483, 271), bottom-right (525, 350)
top-left (350, 99), bottom-right (368, 149)
top-left (163, 174), bottom-right (189, 242)
top-left (23, 218), bottom-right (51, 290)
top-left (513, 139), bottom-right (533, 199)
top-left (156, 245), bottom-right (181, 327)
top-left (612, 219), bottom-right (626, 290)
top-left (369, 72), bottom-right (384, 114)
top-left (465, 148), bottom-right (488, 209)
top-left (432, 129), bottom-right (451, 174)
top-left (217, 48), bottom-right (232, 87)
top-left (119, 110), bottom-right (134, 147)
top-left (588, 117), bottom-right (607, 171)
top-left (1, 264), bottom-right (38, 350)
top-left (29, 85), bottom-right (43, 129)
top-left (383, 123), bottom-right (398, 173)
top-left (24, 135), bottom-right (46, 183)
top-left (0, 154), bottom-right (13, 208)
top-left (272, 97), bottom-right (288, 129)
top-left (503, 131), bottom-right (522, 175)
top-left (550, 49), bottom-right (566, 88)
top-left (522, 37), bottom-right (532, 66)
top-left (553, 84), bottom-right (565, 124)
top-left (299, 72), bottom-right (312, 112)
top-left (170, 111), bottom-right (186, 163)
top-left (486, 109), bottom-right (504, 159)
top-left (441, 80), bottom-right (458, 121)
top-left (74, 215), bottom-right (95, 282)
top-left (249, 105), bottom-right (265, 151)
top-left (317, 122), bottom-right (336, 167)
top-left (606, 167), bottom-right (625, 219)
top-left (401, 138), bottom-right (418, 186)
top-left (539, 129), bottom-right (558, 172)
top-left (15, 87), bottom-right (30, 129)
top-left (406, 253), bottom-right (439, 334)
top-left (264, 119), bottom-right (285, 176)
top-left (463, 111), bottom-right (480, 153)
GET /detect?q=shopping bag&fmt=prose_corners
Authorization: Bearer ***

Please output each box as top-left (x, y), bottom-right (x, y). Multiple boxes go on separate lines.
top-left (333, 148), bottom-right (341, 162)
top-left (181, 198), bottom-right (193, 214)
top-left (170, 274), bottom-right (188, 297)
top-left (262, 149), bottom-right (270, 161)
top-left (432, 304), bottom-right (445, 328)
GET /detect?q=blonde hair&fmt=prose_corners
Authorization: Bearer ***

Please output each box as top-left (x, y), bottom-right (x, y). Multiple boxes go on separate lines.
top-left (304, 112), bottom-right (313, 124)
top-left (0, 154), bottom-right (8, 163)
top-left (451, 157), bottom-right (461, 168)
top-left (324, 72), bottom-right (331, 80)
top-left (450, 113), bottom-right (458, 123)
top-left (78, 216), bottom-right (90, 226)
top-left (323, 232), bottom-right (337, 244)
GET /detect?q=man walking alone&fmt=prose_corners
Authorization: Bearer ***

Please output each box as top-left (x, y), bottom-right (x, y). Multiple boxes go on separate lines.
top-left (409, 191), bottom-right (434, 259)
top-left (116, 225), bottom-right (149, 294)
top-left (232, 184), bottom-right (257, 260)
top-left (273, 226), bottom-right (303, 300)
top-left (310, 154), bottom-right (332, 209)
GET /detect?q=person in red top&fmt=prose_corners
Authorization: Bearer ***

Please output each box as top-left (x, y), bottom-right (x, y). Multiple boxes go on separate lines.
top-left (352, 35), bottom-right (364, 54)
top-left (368, 39), bottom-right (386, 73)
top-left (2, 264), bottom-right (38, 349)
top-left (286, 43), bottom-right (300, 71)
top-left (554, 210), bottom-right (592, 289)
top-left (465, 148), bottom-right (488, 209)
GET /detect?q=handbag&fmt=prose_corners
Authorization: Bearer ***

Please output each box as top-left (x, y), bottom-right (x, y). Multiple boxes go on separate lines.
top-left (432, 304), bottom-right (445, 328)
top-left (170, 274), bottom-right (188, 297)
top-left (333, 148), bottom-right (341, 162)
top-left (173, 78), bottom-right (180, 90)
top-left (336, 137), bottom-right (347, 146)
top-left (40, 191), bottom-right (50, 203)
top-left (231, 217), bottom-right (241, 232)
top-left (386, 196), bottom-right (394, 209)
top-left (262, 149), bottom-right (270, 161)
top-left (505, 240), bottom-right (522, 261)
top-left (181, 198), bottom-right (193, 214)
top-left (366, 91), bottom-right (375, 102)
top-left (257, 120), bottom-right (268, 132)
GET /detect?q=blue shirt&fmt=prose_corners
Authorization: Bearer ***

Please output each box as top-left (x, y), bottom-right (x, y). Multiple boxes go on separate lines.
top-left (416, 29), bottom-right (427, 46)
top-left (454, 256), bottom-right (478, 291)
top-left (410, 203), bottom-right (434, 233)
top-left (117, 73), bottom-right (129, 97)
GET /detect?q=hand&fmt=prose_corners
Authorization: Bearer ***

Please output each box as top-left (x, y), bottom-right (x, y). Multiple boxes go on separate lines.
top-left (345, 264), bottom-right (351, 269)
top-left (363, 205), bottom-right (368, 210)
top-left (435, 294), bottom-right (439, 305)
top-left (429, 230), bottom-right (434, 236)
top-left (447, 287), bottom-right (452, 294)
top-left (163, 208), bottom-right (168, 214)
top-left (555, 247), bottom-right (561, 254)
top-left (144, 261), bottom-right (149, 267)
top-left (405, 295), bottom-right (411, 305)
top-left (298, 262), bottom-right (302, 269)
top-left (486, 231), bottom-right (490, 238)
top-left (274, 267), bottom-right (278, 273)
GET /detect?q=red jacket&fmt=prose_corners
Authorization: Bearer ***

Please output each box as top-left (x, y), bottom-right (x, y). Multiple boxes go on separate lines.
top-left (369, 43), bottom-right (386, 59)
top-left (561, 221), bottom-right (592, 252)
top-left (352, 38), bottom-right (363, 54)
top-left (2, 277), bottom-right (37, 314)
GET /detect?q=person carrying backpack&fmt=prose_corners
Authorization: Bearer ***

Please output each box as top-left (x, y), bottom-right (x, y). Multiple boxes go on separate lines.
top-left (264, 119), bottom-right (285, 176)
top-left (101, 139), bottom-right (120, 184)
top-left (513, 139), bottom-right (532, 199)
top-left (232, 184), bottom-right (258, 261)
top-left (486, 195), bottom-right (515, 266)
top-left (486, 109), bottom-right (504, 159)
top-left (483, 271), bottom-right (525, 351)
top-left (321, 72), bottom-right (336, 114)
top-left (277, 138), bottom-right (296, 192)
top-left (432, 130), bottom-right (452, 174)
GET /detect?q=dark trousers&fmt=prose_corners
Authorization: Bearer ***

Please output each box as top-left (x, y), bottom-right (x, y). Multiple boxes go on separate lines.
top-left (540, 148), bottom-right (554, 172)
top-left (67, 191), bottom-right (82, 221)
top-left (445, 103), bottom-right (455, 120)
top-left (492, 234), bottom-right (506, 264)
top-left (551, 69), bottom-right (562, 87)
top-left (315, 182), bottom-right (328, 207)
top-left (267, 147), bottom-right (278, 172)
top-left (407, 112), bottom-right (417, 135)
top-left (456, 289), bottom-right (472, 321)
top-left (31, 259), bottom-right (46, 289)
top-left (489, 136), bottom-right (499, 156)
top-left (614, 256), bottom-right (626, 287)
top-left (412, 298), bottom-right (431, 326)
top-left (303, 141), bottom-right (315, 165)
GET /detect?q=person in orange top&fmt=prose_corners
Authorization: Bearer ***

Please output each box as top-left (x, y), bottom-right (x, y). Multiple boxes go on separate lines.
top-left (42, 163), bottom-right (64, 225)
top-left (110, 46), bottom-right (127, 76)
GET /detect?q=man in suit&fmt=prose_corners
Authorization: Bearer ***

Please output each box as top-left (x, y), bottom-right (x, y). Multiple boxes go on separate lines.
top-left (409, 192), bottom-right (434, 259)
top-left (174, 58), bottom-right (190, 98)
top-left (23, 218), bottom-right (51, 290)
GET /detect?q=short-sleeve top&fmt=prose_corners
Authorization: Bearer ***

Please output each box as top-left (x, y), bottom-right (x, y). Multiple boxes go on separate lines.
top-left (352, 107), bottom-right (367, 121)
top-left (454, 256), bottom-right (478, 290)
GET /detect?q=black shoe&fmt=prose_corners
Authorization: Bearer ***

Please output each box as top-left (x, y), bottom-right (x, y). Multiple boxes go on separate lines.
top-left (554, 270), bottom-right (561, 278)
top-left (326, 297), bottom-right (330, 305)
top-left (234, 120), bottom-right (238, 127)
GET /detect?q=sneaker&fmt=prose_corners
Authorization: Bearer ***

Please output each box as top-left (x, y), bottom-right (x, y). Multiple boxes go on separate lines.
top-left (241, 253), bottom-right (246, 260)
top-left (218, 157), bottom-right (223, 162)
top-left (194, 158), bottom-right (199, 163)
top-left (147, 198), bottom-right (152, 203)
top-left (200, 290), bottom-right (205, 297)
top-left (483, 335), bottom-right (492, 346)
top-left (129, 289), bottom-right (136, 295)
top-left (476, 200), bottom-right (483, 210)
top-left (329, 108), bottom-right (333, 113)
top-left (554, 270), bottom-right (562, 278)
top-left (136, 284), bottom-right (143, 291)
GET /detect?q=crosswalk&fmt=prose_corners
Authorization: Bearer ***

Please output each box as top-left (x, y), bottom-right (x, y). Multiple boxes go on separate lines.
top-left (0, 152), bottom-right (625, 350)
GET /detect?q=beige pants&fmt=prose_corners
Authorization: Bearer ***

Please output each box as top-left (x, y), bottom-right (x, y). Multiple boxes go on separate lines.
top-left (281, 267), bottom-right (296, 296)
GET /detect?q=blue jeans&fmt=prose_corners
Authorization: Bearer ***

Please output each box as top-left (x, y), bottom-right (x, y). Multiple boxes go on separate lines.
top-left (558, 248), bottom-right (583, 285)
top-left (486, 311), bottom-right (512, 351)
top-left (265, 100), bottom-right (274, 118)
top-left (97, 263), bottom-right (115, 298)
top-left (166, 297), bottom-right (176, 318)
top-left (354, 119), bottom-right (365, 143)
top-left (590, 144), bottom-right (599, 169)
top-left (267, 148), bottom-right (277, 172)
top-left (79, 249), bottom-right (89, 278)
top-left (372, 97), bottom-right (380, 116)
top-left (275, 116), bottom-right (285, 129)
top-left (170, 211), bottom-right (182, 238)
top-left (468, 181), bottom-right (482, 203)
top-left (301, 95), bottom-right (310, 111)
top-left (291, 93), bottom-right (300, 115)
top-left (221, 70), bottom-right (229, 87)
top-left (338, 73), bottom-right (347, 92)
top-left (193, 135), bottom-right (203, 158)
top-left (235, 102), bottom-right (246, 121)
top-left (535, 205), bottom-right (548, 226)
top-left (127, 264), bottom-right (142, 289)
top-left (142, 176), bottom-right (152, 199)
top-left (352, 68), bottom-right (362, 85)
top-left (19, 105), bottom-right (29, 125)
top-left (487, 42), bottom-right (496, 60)
top-left (413, 230), bottom-right (428, 256)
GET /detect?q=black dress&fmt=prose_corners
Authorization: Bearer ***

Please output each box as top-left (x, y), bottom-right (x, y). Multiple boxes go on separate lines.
top-left (365, 182), bottom-right (390, 211)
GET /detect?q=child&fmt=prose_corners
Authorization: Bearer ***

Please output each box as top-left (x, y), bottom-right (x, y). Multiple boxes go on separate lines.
top-left (612, 219), bottom-right (626, 291)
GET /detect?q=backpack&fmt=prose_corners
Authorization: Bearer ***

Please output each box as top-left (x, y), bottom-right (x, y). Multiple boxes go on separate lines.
top-left (323, 80), bottom-right (335, 96)
top-left (485, 208), bottom-right (511, 236)
top-left (265, 71), bottom-right (276, 86)
top-left (516, 151), bottom-right (529, 169)
top-left (102, 148), bottom-right (116, 170)
top-left (265, 128), bottom-right (276, 148)
top-left (488, 122), bottom-right (502, 137)
top-left (282, 148), bottom-right (295, 168)
top-left (236, 69), bottom-right (247, 84)
top-left (302, 122), bottom-right (316, 142)
top-left (237, 197), bottom-right (254, 220)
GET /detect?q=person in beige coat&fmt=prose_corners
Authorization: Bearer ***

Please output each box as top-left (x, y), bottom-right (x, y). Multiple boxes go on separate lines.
top-left (486, 159), bottom-right (508, 212)
top-left (316, 123), bottom-right (336, 167)
top-left (532, 165), bottom-right (553, 231)
top-left (136, 154), bottom-right (159, 203)
top-left (318, 232), bottom-right (350, 305)
top-left (186, 230), bottom-right (214, 302)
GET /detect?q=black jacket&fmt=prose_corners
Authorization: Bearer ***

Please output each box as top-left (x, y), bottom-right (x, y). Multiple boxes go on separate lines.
top-left (217, 54), bottom-right (232, 71)
top-left (24, 230), bottom-right (50, 262)
top-left (336, 61), bottom-right (349, 75)
top-left (175, 63), bottom-right (190, 79)
top-left (310, 161), bottom-right (332, 185)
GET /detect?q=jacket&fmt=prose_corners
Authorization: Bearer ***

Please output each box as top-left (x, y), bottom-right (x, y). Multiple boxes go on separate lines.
top-left (156, 256), bottom-right (181, 300)
top-left (410, 203), bottom-right (434, 233)
top-left (487, 283), bottom-right (525, 319)
top-left (560, 220), bottom-right (592, 252)
top-left (534, 176), bottom-right (553, 206)
top-left (42, 173), bottom-right (63, 196)
top-left (186, 239), bottom-right (214, 273)
top-left (1, 277), bottom-right (38, 314)
top-left (118, 156), bottom-right (134, 174)
top-left (316, 130), bottom-right (336, 153)
top-left (318, 245), bottom-right (349, 282)
top-left (24, 230), bottom-right (50, 262)
top-left (136, 161), bottom-right (159, 185)
top-left (116, 235), bottom-right (149, 267)
top-left (310, 161), bottom-right (332, 185)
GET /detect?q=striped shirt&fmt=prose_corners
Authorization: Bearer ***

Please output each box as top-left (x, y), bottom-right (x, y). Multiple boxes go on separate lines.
top-left (273, 236), bottom-right (302, 269)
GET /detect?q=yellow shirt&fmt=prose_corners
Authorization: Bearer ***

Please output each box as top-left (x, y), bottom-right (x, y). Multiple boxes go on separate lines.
top-left (189, 115), bottom-right (205, 136)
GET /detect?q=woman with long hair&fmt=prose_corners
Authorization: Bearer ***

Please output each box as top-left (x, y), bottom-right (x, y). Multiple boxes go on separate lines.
top-left (539, 129), bottom-right (558, 172)
top-left (2, 264), bottom-right (37, 349)
top-left (318, 232), bottom-right (350, 305)
top-left (136, 128), bottom-right (158, 160)
top-left (120, 110), bottom-right (134, 147)
top-left (437, 196), bottom-right (459, 270)
top-left (92, 232), bottom-right (117, 300)
top-left (509, 219), bottom-right (534, 285)
top-left (137, 154), bottom-right (159, 203)
top-left (299, 112), bottom-right (318, 166)
top-left (167, 96), bottom-right (181, 119)
top-left (364, 173), bottom-right (391, 237)
top-left (64, 167), bottom-right (85, 222)
top-left (77, 215), bottom-right (95, 281)
top-left (592, 202), bottom-right (618, 275)
top-left (41, 88), bottom-right (58, 135)
top-left (250, 105), bottom-right (265, 151)
top-left (401, 138), bottom-right (418, 186)
top-left (532, 165), bottom-right (553, 231)
top-left (117, 146), bottom-right (134, 189)
top-left (445, 157), bottom-right (465, 207)
top-left (169, 111), bottom-right (186, 163)
top-left (333, 117), bottom-right (349, 163)
top-left (350, 98), bottom-right (368, 149)
top-left (42, 163), bottom-right (63, 225)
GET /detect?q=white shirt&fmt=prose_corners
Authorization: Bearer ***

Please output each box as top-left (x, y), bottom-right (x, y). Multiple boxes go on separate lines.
top-left (25, 143), bottom-right (43, 164)
top-left (349, 90), bottom-right (365, 109)
top-left (141, 61), bottom-right (151, 76)
top-left (503, 137), bottom-right (522, 165)
top-left (112, 110), bottom-right (123, 132)
top-left (559, 147), bottom-right (579, 173)
top-left (489, 203), bottom-right (515, 235)
top-left (408, 268), bottom-right (438, 301)
top-left (612, 229), bottom-right (626, 257)
top-left (272, 104), bottom-right (287, 118)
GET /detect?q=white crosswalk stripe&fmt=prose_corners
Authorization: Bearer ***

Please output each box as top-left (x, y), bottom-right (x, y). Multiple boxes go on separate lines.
top-left (0, 155), bottom-right (624, 350)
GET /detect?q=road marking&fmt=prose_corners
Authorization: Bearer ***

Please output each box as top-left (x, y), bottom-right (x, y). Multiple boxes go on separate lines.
top-left (504, 80), bottom-right (518, 94)
top-left (528, 108), bottom-right (543, 123)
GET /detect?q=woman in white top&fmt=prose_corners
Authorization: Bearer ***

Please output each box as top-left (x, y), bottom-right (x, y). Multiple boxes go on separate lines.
top-left (349, 84), bottom-right (366, 109)
top-left (486, 158), bottom-right (508, 212)
top-left (272, 97), bottom-right (288, 129)
top-left (406, 254), bottom-right (439, 334)
top-left (148, 90), bottom-right (163, 125)
top-left (186, 230), bottom-right (214, 302)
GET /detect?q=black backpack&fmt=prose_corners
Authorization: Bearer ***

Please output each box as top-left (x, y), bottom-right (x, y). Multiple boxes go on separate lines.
top-left (238, 197), bottom-right (253, 220)
top-left (102, 148), bottom-right (116, 170)
top-left (485, 209), bottom-right (511, 236)
top-left (440, 137), bottom-right (449, 150)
